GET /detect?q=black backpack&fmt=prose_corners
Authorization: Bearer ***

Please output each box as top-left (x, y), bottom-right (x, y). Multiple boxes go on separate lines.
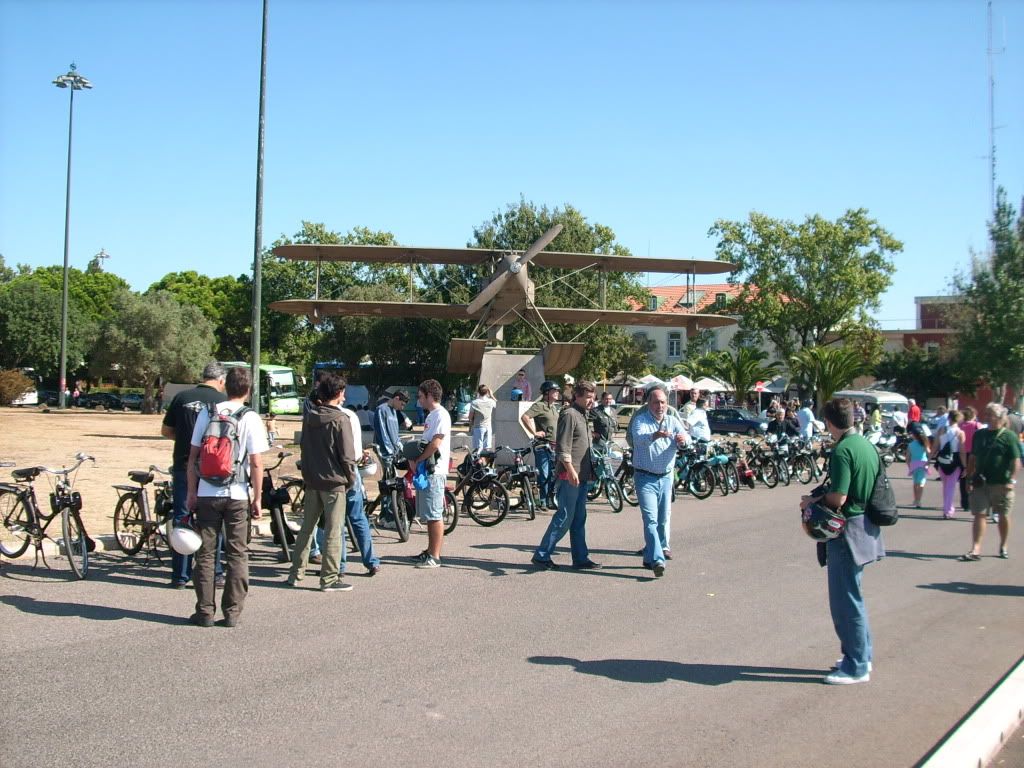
top-left (865, 453), bottom-right (898, 527)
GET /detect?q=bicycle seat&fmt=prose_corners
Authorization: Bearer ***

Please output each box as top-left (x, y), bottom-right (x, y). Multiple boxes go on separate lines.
top-left (12, 466), bottom-right (41, 481)
top-left (129, 470), bottom-right (154, 485)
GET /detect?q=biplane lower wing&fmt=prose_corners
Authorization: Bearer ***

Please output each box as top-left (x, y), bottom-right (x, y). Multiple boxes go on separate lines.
top-left (531, 307), bottom-right (737, 329)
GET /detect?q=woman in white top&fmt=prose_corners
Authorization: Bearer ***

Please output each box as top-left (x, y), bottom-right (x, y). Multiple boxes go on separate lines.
top-left (936, 409), bottom-right (967, 518)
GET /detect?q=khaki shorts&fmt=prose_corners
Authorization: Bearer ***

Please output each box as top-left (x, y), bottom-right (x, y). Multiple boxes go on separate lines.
top-left (969, 483), bottom-right (1015, 517)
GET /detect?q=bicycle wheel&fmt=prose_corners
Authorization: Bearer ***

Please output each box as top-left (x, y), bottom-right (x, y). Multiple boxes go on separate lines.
top-left (0, 489), bottom-right (31, 558)
top-left (688, 464), bottom-right (715, 500)
top-left (725, 462), bottom-right (740, 493)
top-left (792, 456), bottom-right (815, 485)
top-left (604, 478), bottom-right (624, 513)
top-left (443, 489), bottom-right (459, 535)
top-left (113, 493), bottom-right (146, 555)
top-left (282, 480), bottom-right (305, 533)
top-left (62, 509), bottom-right (88, 579)
top-left (619, 469), bottom-right (638, 507)
top-left (776, 459), bottom-right (791, 487)
top-left (520, 478), bottom-right (537, 521)
top-left (759, 460), bottom-right (778, 488)
top-left (465, 481), bottom-right (510, 526)
top-left (713, 465), bottom-right (730, 496)
top-left (393, 488), bottom-right (410, 543)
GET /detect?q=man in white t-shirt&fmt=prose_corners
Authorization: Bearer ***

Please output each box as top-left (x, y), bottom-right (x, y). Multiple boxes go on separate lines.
top-left (686, 398), bottom-right (712, 442)
top-left (410, 379), bottom-right (451, 569)
top-left (186, 366), bottom-right (269, 628)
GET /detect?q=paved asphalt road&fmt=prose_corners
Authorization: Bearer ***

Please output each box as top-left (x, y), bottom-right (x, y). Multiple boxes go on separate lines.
top-left (1, 472), bottom-right (1021, 768)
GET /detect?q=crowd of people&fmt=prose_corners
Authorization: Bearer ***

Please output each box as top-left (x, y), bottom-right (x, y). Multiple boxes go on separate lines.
top-left (155, 362), bottom-right (1022, 687)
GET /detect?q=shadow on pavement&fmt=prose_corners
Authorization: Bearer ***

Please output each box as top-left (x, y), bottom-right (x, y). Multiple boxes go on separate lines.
top-left (917, 581), bottom-right (1024, 597)
top-left (528, 655), bottom-right (824, 685)
top-left (896, 513), bottom-right (969, 522)
top-left (887, 550), bottom-right (964, 561)
top-left (1, 594), bottom-right (183, 624)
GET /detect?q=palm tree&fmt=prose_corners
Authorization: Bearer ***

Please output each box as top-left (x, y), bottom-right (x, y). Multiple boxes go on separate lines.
top-left (712, 347), bottom-right (782, 403)
top-left (789, 346), bottom-right (866, 411)
top-left (671, 351), bottom-right (728, 380)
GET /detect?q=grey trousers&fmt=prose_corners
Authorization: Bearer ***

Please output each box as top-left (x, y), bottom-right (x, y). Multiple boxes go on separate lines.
top-left (194, 497), bottom-right (250, 620)
top-left (289, 488), bottom-right (347, 588)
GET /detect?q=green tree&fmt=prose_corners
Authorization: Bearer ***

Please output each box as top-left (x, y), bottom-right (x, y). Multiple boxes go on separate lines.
top-left (28, 265), bottom-right (130, 330)
top-left (0, 278), bottom-right (93, 378)
top-left (709, 209), bottom-right (901, 360)
top-left (789, 345), bottom-right (867, 411)
top-left (951, 188), bottom-right (1024, 409)
top-left (147, 271), bottom-right (251, 359)
top-left (874, 344), bottom-right (975, 404)
top-left (90, 290), bottom-right (215, 412)
top-left (0, 255), bottom-right (14, 284)
top-left (706, 347), bottom-right (782, 404)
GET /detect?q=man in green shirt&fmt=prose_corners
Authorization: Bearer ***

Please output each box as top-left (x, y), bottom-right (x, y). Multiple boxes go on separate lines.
top-left (800, 397), bottom-right (884, 685)
top-left (962, 403), bottom-right (1023, 561)
top-left (522, 381), bottom-right (561, 510)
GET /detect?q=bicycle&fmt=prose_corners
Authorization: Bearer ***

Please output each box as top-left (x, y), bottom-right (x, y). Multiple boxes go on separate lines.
top-left (585, 442), bottom-right (624, 512)
top-left (365, 451), bottom-right (458, 537)
top-left (674, 443), bottom-right (715, 499)
top-left (0, 452), bottom-right (95, 579)
top-left (615, 447), bottom-right (639, 507)
top-left (452, 449), bottom-right (510, 527)
top-left (263, 451), bottom-right (304, 562)
top-left (495, 445), bottom-right (538, 520)
top-left (112, 465), bottom-right (174, 558)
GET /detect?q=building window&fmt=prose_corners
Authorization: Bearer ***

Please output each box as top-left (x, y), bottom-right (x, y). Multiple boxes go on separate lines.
top-left (633, 332), bottom-right (648, 346)
top-left (647, 295), bottom-right (659, 311)
top-left (924, 341), bottom-right (940, 356)
top-left (667, 332), bottom-right (681, 358)
top-left (715, 292), bottom-right (727, 309)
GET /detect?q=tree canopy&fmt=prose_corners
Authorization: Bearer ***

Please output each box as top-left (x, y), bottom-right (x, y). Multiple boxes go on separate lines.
top-left (951, 188), bottom-right (1024, 408)
top-left (709, 209), bottom-right (901, 361)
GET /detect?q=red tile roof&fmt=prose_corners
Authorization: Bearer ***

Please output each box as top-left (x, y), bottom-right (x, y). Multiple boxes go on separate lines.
top-left (627, 283), bottom-right (742, 314)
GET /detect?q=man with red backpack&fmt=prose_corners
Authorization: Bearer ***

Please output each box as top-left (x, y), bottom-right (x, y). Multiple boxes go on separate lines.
top-left (185, 366), bottom-right (269, 628)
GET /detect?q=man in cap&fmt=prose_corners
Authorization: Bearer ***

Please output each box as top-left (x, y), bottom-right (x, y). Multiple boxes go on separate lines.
top-left (522, 381), bottom-right (562, 510)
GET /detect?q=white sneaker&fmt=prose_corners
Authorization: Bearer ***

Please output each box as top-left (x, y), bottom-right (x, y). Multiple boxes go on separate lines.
top-left (832, 658), bottom-right (873, 673)
top-left (824, 670), bottom-right (870, 685)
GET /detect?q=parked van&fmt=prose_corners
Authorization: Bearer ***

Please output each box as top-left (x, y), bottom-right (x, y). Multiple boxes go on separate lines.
top-left (833, 389), bottom-right (909, 414)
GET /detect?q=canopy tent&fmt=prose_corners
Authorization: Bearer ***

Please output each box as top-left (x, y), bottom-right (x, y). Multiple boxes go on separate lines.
top-left (691, 376), bottom-right (733, 392)
top-left (669, 374), bottom-right (694, 391)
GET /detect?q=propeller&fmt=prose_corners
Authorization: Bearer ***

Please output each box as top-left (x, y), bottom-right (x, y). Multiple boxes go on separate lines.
top-left (466, 223), bottom-right (563, 315)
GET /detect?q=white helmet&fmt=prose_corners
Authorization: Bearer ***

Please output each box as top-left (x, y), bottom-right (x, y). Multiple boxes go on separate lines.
top-left (359, 461), bottom-right (378, 477)
top-left (168, 525), bottom-right (202, 555)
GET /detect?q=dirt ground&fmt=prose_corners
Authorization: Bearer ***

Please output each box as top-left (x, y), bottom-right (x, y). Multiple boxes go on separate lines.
top-left (0, 408), bottom-right (305, 537)
top-left (0, 407), bottom-right (462, 540)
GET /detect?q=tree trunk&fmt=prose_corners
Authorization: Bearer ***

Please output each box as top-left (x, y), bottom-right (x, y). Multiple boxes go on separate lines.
top-left (142, 381), bottom-right (156, 415)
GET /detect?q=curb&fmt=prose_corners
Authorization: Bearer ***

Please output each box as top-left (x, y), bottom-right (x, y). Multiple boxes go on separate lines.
top-left (918, 655), bottom-right (1024, 768)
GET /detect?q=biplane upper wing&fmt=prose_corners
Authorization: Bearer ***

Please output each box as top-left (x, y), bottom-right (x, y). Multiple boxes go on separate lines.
top-left (268, 299), bottom-right (470, 320)
top-left (273, 244), bottom-right (735, 275)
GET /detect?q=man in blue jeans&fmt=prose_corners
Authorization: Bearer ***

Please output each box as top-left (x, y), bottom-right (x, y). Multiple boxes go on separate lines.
top-left (160, 362), bottom-right (227, 588)
top-left (532, 380), bottom-right (600, 570)
top-left (800, 397), bottom-right (885, 685)
top-left (629, 385), bottom-right (689, 578)
top-left (521, 381), bottom-right (562, 510)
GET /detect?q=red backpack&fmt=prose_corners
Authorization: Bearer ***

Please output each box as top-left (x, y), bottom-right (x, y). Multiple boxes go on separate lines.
top-left (198, 404), bottom-right (252, 485)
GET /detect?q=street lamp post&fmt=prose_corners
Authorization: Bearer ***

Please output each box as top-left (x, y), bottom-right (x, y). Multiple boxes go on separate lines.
top-left (53, 63), bottom-right (92, 410)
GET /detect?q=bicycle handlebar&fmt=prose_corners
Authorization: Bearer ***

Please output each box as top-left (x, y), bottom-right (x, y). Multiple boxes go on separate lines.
top-left (39, 453), bottom-right (95, 477)
top-left (148, 465), bottom-right (172, 475)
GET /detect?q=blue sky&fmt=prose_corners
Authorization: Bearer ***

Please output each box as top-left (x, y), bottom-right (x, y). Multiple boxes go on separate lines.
top-left (1, 0), bottom-right (1022, 330)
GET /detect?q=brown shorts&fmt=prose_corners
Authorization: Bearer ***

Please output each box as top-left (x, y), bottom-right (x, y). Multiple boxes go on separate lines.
top-left (969, 484), bottom-right (1015, 517)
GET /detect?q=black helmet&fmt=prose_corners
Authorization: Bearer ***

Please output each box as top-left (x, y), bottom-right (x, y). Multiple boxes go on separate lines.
top-left (801, 501), bottom-right (846, 541)
top-left (540, 380), bottom-right (559, 395)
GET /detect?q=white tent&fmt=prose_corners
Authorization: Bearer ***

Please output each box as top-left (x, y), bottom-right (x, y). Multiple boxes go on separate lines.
top-left (669, 374), bottom-right (694, 391)
top-left (691, 376), bottom-right (733, 392)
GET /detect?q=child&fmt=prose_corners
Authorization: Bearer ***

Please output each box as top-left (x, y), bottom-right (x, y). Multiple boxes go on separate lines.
top-left (906, 423), bottom-right (931, 508)
top-left (264, 414), bottom-right (278, 446)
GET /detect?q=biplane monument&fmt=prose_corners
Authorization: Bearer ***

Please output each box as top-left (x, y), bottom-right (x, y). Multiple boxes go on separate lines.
top-left (270, 224), bottom-right (738, 451)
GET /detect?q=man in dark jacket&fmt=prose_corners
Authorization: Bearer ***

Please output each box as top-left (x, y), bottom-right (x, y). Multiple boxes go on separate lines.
top-left (287, 373), bottom-right (357, 592)
top-left (531, 380), bottom-right (600, 570)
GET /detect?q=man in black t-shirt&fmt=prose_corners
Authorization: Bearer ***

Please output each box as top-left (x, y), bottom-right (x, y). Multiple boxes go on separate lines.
top-left (160, 362), bottom-right (227, 588)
